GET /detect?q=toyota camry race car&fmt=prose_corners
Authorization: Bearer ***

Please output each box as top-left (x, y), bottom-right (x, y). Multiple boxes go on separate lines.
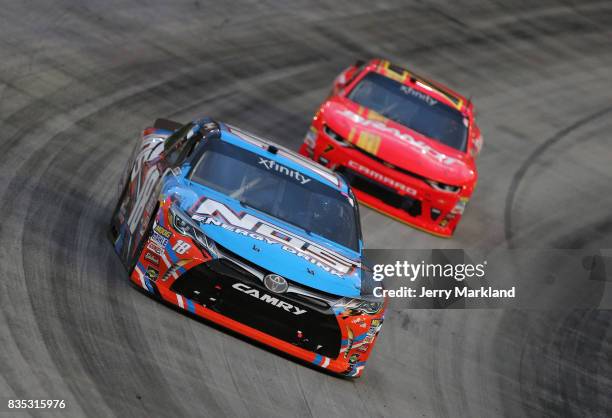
top-left (299, 59), bottom-right (483, 237)
top-left (110, 117), bottom-right (386, 377)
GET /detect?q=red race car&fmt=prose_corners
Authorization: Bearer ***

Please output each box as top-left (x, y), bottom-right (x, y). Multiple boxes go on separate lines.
top-left (299, 59), bottom-right (482, 237)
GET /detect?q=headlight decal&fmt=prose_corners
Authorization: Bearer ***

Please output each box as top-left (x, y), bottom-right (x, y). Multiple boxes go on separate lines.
top-left (169, 203), bottom-right (219, 258)
top-left (304, 126), bottom-right (318, 148)
top-left (425, 179), bottom-right (461, 193)
top-left (451, 197), bottom-right (469, 214)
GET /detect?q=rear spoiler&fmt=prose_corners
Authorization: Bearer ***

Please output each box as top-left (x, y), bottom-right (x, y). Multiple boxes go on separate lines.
top-left (153, 118), bottom-right (183, 132)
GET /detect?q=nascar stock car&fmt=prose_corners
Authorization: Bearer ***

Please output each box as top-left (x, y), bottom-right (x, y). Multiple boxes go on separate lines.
top-left (110, 117), bottom-right (386, 377)
top-left (300, 59), bottom-right (483, 237)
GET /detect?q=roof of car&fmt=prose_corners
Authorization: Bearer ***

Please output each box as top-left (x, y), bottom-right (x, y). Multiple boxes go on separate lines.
top-left (368, 59), bottom-right (471, 113)
top-left (216, 123), bottom-right (350, 193)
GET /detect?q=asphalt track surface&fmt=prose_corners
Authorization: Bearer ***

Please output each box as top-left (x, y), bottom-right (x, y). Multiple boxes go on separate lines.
top-left (1, 1), bottom-right (611, 417)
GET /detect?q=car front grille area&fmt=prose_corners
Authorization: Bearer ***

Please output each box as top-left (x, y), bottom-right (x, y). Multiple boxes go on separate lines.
top-left (170, 259), bottom-right (342, 358)
top-left (215, 243), bottom-right (340, 310)
top-left (324, 125), bottom-right (428, 183)
top-left (337, 166), bottom-right (422, 217)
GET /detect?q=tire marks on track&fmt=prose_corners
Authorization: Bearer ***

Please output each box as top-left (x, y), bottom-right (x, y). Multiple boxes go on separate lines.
top-left (503, 105), bottom-right (612, 246)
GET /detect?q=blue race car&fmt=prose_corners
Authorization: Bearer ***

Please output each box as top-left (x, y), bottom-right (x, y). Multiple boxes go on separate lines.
top-left (110, 117), bottom-right (386, 377)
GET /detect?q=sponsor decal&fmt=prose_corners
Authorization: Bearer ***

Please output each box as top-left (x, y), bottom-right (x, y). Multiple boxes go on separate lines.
top-left (154, 224), bottom-right (172, 238)
top-left (229, 125), bottom-right (341, 187)
top-left (367, 324), bottom-right (380, 337)
top-left (232, 283), bottom-right (307, 315)
top-left (162, 259), bottom-right (192, 282)
top-left (144, 251), bottom-right (160, 266)
top-left (339, 109), bottom-right (459, 165)
top-left (400, 85), bottom-right (438, 106)
top-left (191, 198), bottom-right (358, 277)
top-left (172, 240), bottom-right (191, 255)
top-left (263, 274), bottom-right (288, 294)
top-left (356, 131), bottom-right (382, 155)
top-left (146, 266), bottom-right (159, 281)
top-left (150, 232), bottom-right (168, 248)
top-left (257, 157), bottom-right (311, 185)
top-left (146, 242), bottom-right (164, 255)
top-left (348, 160), bottom-right (417, 196)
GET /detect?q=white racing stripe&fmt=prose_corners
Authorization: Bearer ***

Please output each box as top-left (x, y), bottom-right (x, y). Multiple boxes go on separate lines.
top-left (160, 251), bottom-right (171, 268)
top-left (321, 357), bottom-right (330, 368)
top-left (134, 266), bottom-right (147, 290)
top-left (177, 294), bottom-right (184, 308)
top-left (161, 252), bottom-right (180, 279)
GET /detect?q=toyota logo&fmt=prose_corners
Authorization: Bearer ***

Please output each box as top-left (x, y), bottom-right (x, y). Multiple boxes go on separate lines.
top-left (263, 274), bottom-right (288, 294)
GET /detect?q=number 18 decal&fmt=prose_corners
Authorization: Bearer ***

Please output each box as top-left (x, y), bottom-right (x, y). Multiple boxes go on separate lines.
top-left (172, 240), bottom-right (191, 254)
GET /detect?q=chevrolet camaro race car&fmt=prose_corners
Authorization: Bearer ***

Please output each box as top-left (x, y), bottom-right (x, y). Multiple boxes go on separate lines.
top-left (300, 59), bottom-right (483, 237)
top-left (110, 118), bottom-right (386, 377)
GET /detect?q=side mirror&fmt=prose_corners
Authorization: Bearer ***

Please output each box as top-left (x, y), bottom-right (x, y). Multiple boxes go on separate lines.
top-left (470, 124), bottom-right (483, 158)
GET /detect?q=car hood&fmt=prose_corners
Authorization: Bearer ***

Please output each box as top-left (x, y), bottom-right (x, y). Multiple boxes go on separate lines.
top-left (322, 96), bottom-right (476, 185)
top-left (166, 181), bottom-right (363, 298)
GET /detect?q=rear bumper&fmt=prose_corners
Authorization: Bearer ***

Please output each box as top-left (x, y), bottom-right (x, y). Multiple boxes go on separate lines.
top-left (299, 130), bottom-right (473, 237)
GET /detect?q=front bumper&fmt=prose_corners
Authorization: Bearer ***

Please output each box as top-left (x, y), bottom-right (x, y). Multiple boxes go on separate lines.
top-left (129, 202), bottom-right (385, 378)
top-left (299, 128), bottom-right (472, 237)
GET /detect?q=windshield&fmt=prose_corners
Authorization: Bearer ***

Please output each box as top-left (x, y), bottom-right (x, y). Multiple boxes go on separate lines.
top-left (347, 72), bottom-right (468, 151)
top-left (190, 140), bottom-right (360, 251)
